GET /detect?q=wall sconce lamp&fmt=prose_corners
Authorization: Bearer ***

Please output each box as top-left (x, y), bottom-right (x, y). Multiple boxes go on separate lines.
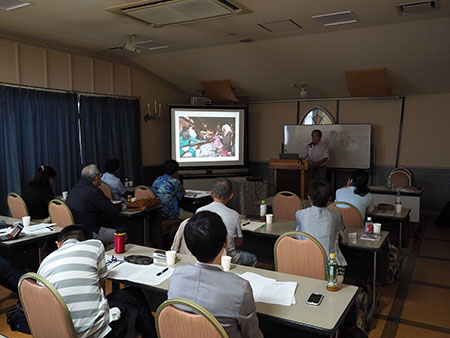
top-left (144, 100), bottom-right (162, 122)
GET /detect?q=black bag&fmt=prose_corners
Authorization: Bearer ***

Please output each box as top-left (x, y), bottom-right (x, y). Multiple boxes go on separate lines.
top-left (6, 301), bottom-right (31, 334)
top-left (435, 202), bottom-right (450, 227)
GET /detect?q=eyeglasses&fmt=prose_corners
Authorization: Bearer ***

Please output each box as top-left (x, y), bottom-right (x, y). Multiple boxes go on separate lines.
top-left (106, 255), bottom-right (117, 267)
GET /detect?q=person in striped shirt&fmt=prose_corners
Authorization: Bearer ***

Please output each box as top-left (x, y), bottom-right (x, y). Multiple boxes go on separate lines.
top-left (38, 225), bottom-right (155, 338)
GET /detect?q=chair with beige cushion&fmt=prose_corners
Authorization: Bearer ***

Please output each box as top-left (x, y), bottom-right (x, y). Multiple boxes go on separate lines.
top-left (328, 201), bottom-right (363, 232)
top-left (99, 181), bottom-right (113, 200)
top-left (155, 298), bottom-right (228, 338)
top-left (7, 192), bottom-right (29, 219)
top-left (274, 231), bottom-right (328, 280)
top-left (135, 185), bottom-right (155, 200)
top-left (48, 199), bottom-right (75, 227)
top-left (272, 191), bottom-right (303, 221)
top-left (18, 272), bottom-right (77, 338)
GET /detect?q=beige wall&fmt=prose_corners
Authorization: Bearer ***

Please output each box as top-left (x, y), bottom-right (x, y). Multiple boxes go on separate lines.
top-left (249, 93), bottom-right (450, 168)
top-left (400, 93), bottom-right (450, 168)
top-left (0, 37), bottom-right (188, 166)
top-left (248, 102), bottom-right (298, 161)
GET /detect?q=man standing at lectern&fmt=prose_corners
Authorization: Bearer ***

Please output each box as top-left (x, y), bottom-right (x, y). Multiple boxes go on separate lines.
top-left (301, 129), bottom-right (329, 180)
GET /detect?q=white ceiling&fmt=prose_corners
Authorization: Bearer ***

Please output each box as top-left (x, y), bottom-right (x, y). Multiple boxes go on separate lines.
top-left (0, 0), bottom-right (449, 100)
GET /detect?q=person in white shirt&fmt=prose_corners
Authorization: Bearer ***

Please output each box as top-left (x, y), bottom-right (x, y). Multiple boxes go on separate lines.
top-left (335, 170), bottom-right (373, 220)
top-left (301, 129), bottom-right (329, 180)
top-left (102, 159), bottom-right (126, 202)
top-left (197, 178), bottom-right (257, 267)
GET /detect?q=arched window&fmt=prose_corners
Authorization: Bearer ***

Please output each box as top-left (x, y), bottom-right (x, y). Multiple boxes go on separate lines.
top-left (301, 107), bottom-right (334, 125)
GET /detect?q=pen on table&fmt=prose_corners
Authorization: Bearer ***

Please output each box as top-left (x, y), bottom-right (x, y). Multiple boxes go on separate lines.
top-left (242, 222), bottom-right (250, 226)
top-left (259, 224), bottom-right (265, 229)
top-left (47, 227), bottom-right (54, 231)
top-left (156, 268), bottom-right (169, 276)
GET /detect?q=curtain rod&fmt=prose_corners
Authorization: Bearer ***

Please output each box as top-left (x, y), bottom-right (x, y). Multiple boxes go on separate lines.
top-left (247, 95), bottom-right (405, 104)
top-left (0, 81), bottom-right (140, 100)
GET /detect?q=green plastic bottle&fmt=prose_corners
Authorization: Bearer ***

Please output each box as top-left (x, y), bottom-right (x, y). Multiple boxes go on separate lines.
top-left (387, 177), bottom-right (393, 191)
top-left (260, 200), bottom-right (267, 221)
top-left (326, 253), bottom-right (339, 292)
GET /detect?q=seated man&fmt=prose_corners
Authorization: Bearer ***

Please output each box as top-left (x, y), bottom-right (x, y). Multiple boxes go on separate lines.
top-left (0, 255), bottom-right (25, 292)
top-left (66, 164), bottom-right (122, 243)
top-left (102, 159), bottom-right (126, 202)
top-left (295, 178), bottom-right (347, 267)
top-left (168, 211), bottom-right (263, 338)
top-left (38, 225), bottom-right (155, 338)
top-left (197, 178), bottom-right (257, 267)
top-left (151, 160), bottom-right (186, 220)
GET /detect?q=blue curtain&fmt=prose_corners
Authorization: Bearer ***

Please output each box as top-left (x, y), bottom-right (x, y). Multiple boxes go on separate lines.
top-left (79, 96), bottom-right (142, 184)
top-left (0, 85), bottom-right (80, 214)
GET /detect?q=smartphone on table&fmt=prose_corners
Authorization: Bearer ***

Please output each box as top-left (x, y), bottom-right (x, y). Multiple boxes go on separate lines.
top-left (305, 293), bottom-right (324, 306)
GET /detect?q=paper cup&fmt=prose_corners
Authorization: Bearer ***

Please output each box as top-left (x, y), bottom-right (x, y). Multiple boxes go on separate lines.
top-left (22, 216), bottom-right (31, 227)
top-left (348, 232), bottom-right (357, 243)
top-left (166, 250), bottom-right (177, 266)
top-left (62, 191), bottom-right (68, 200)
top-left (221, 255), bottom-right (232, 272)
top-left (373, 223), bottom-right (382, 234)
top-left (266, 214), bottom-right (273, 224)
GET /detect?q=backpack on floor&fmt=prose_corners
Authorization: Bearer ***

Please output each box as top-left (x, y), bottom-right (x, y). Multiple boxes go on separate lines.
top-left (6, 301), bottom-right (30, 334)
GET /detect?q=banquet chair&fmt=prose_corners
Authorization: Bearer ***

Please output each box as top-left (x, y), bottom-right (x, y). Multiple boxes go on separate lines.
top-left (155, 298), bottom-right (228, 338)
top-left (135, 185), bottom-right (156, 200)
top-left (274, 231), bottom-right (327, 280)
top-left (7, 192), bottom-right (29, 219)
top-left (48, 199), bottom-right (75, 227)
top-left (272, 191), bottom-right (303, 221)
top-left (18, 272), bottom-right (77, 338)
top-left (99, 181), bottom-right (113, 200)
top-left (328, 201), bottom-right (363, 231)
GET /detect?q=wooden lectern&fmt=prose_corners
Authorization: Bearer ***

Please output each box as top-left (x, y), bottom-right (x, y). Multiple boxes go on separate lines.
top-left (269, 159), bottom-right (310, 199)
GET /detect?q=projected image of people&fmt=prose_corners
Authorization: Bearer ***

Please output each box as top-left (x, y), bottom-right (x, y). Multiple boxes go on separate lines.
top-left (179, 116), bottom-right (236, 158)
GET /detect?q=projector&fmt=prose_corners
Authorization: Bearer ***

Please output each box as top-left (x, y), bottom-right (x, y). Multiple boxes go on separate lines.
top-left (190, 96), bottom-right (212, 105)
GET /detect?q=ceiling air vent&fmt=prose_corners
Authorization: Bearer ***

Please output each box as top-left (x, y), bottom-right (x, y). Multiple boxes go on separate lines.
top-left (258, 19), bottom-right (302, 33)
top-left (105, 0), bottom-right (246, 28)
top-left (312, 11), bottom-right (357, 27)
top-left (0, 0), bottom-right (30, 11)
top-left (395, 0), bottom-right (439, 15)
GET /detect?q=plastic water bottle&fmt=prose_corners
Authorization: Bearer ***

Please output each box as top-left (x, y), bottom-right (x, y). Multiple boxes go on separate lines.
top-left (124, 178), bottom-right (129, 187)
top-left (260, 200), bottom-right (267, 221)
top-left (326, 253), bottom-right (339, 292)
top-left (365, 216), bottom-right (373, 233)
top-left (395, 191), bottom-right (402, 214)
top-left (308, 144), bottom-right (313, 159)
top-left (387, 177), bottom-right (392, 191)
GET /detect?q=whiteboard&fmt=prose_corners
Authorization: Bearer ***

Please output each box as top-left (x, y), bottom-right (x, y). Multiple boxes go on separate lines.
top-left (283, 124), bottom-right (372, 169)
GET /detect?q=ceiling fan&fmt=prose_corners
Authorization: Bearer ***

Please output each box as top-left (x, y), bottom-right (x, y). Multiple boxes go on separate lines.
top-left (107, 34), bottom-right (142, 53)
top-left (106, 34), bottom-right (169, 54)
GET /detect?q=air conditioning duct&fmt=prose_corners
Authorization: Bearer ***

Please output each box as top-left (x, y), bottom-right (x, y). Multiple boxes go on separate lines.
top-left (105, 0), bottom-right (246, 28)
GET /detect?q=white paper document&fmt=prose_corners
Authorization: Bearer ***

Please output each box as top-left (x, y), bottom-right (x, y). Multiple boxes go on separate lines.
top-left (239, 272), bottom-right (297, 306)
top-left (241, 221), bottom-right (265, 231)
top-left (108, 262), bottom-right (174, 286)
top-left (22, 223), bottom-right (57, 235)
